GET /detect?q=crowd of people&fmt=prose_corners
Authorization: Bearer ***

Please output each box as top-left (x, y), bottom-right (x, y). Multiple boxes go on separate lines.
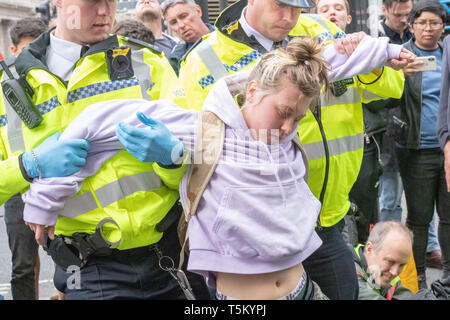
top-left (0, 0), bottom-right (449, 301)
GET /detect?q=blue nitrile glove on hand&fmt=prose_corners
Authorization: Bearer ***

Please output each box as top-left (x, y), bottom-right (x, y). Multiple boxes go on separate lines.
top-left (22, 132), bottom-right (90, 179)
top-left (116, 112), bottom-right (184, 165)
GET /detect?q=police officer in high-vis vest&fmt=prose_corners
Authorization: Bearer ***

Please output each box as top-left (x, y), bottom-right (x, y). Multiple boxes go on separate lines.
top-left (177, 0), bottom-right (413, 299)
top-left (0, 0), bottom-right (209, 300)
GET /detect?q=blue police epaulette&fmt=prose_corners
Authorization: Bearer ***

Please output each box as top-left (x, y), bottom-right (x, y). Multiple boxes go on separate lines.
top-left (122, 36), bottom-right (162, 54)
top-left (0, 56), bottom-right (16, 72)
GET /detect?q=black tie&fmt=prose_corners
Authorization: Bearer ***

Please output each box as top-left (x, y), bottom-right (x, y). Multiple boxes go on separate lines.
top-left (271, 41), bottom-right (283, 51)
top-left (80, 45), bottom-right (90, 58)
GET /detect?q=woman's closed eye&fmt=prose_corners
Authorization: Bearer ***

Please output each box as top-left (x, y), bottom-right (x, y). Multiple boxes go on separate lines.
top-left (278, 106), bottom-right (294, 119)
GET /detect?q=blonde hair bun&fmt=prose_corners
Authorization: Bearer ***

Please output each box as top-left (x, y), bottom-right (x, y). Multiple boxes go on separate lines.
top-left (249, 37), bottom-right (329, 98)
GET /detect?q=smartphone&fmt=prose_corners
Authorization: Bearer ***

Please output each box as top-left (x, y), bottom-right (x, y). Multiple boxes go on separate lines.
top-left (413, 56), bottom-right (437, 72)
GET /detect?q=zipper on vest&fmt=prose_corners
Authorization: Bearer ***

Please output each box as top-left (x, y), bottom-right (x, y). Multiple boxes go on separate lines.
top-left (313, 105), bottom-right (329, 231)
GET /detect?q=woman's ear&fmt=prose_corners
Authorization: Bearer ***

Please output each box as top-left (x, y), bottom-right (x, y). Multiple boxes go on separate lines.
top-left (246, 80), bottom-right (258, 104)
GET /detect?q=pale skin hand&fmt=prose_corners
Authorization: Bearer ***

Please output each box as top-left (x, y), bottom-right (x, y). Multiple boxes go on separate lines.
top-left (387, 48), bottom-right (417, 71)
top-left (333, 31), bottom-right (367, 56)
top-left (25, 222), bottom-right (55, 246)
top-left (402, 58), bottom-right (425, 77)
top-left (444, 140), bottom-right (450, 192)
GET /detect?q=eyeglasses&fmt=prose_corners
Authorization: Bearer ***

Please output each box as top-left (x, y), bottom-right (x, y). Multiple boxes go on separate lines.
top-left (413, 20), bottom-right (444, 30)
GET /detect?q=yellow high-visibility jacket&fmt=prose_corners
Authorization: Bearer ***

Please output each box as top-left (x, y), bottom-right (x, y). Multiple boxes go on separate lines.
top-left (179, 0), bottom-right (404, 228)
top-left (301, 68), bottom-right (404, 227)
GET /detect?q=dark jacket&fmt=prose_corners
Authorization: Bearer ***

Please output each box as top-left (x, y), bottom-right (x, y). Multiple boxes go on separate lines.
top-left (168, 23), bottom-right (214, 75)
top-left (377, 20), bottom-right (413, 168)
top-left (392, 40), bottom-right (443, 149)
top-left (438, 35), bottom-right (450, 150)
top-left (360, 21), bottom-right (412, 141)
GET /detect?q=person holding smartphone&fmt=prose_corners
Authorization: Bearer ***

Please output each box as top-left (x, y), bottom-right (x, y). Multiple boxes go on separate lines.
top-left (391, 0), bottom-right (450, 289)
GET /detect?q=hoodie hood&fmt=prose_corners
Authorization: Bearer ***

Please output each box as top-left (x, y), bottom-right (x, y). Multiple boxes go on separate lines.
top-left (202, 71), bottom-right (249, 131)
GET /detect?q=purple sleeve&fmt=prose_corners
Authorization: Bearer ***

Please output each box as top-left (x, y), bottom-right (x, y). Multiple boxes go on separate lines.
top-left (22, 99), bottom-right (198, 226)
top-left (323, 36), bottom-right (402, 81)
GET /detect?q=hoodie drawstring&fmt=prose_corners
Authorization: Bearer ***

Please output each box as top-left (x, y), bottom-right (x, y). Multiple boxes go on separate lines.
top-left (259, 142), bottom-right (304, 208)
top-left (259, 142), bottom-right (287, 207)
top-left (280, 146), bottom-right (303, 197)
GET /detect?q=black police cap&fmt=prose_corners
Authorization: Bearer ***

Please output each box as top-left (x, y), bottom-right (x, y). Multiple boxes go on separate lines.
top-left (276, 0), bottom-right (316, 8)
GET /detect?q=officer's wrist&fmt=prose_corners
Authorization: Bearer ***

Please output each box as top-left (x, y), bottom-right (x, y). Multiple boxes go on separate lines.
top-left (19, 153), bottom-right (35, 182)
top-left (157, 143), bottom-right (185, 169)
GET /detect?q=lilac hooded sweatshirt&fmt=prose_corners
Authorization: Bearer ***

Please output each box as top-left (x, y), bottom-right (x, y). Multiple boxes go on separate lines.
top-left (21, 36), bottom-right (403, 283)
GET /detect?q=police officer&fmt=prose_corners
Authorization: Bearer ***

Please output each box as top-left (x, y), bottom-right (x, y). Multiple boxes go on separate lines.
top-left (176, 0), bottom-right (413, 299)
top-left (0, 0), bottom-right (208, 300)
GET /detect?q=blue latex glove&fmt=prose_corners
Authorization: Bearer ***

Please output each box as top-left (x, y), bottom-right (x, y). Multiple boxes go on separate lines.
top-left (116, 112), bottom-right (184, 165)
top-left (22, 132), bottom-right (90, 178)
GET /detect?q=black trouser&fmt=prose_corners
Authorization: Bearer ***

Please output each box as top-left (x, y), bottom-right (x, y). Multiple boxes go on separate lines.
top-left (4, 193), bottom-right (38, 300)
top-left (349, 136), bottom-right (383, 243)
top-left (54, 218), bottom-right (211, 300)
top-left (395, 147), bottom-right (450, 280)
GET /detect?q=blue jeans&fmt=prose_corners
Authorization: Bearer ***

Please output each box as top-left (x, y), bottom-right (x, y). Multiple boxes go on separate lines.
top-left (4, 193), bottom-right (38, 300)
top-left (378, 169), bottom-right (403, 222)
top-left (395, 147), bottom-right (450, 278)
top-left (54, 220), bottom-right (210, 300)
top-left (378, 169), bottom-right (439, 253)
top-left (302, 219), bottom-right (358, 300)
top-left (427, 214), bottom-right (440, 252)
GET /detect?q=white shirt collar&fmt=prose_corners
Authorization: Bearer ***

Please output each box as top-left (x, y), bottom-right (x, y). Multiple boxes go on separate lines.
top-left (49, 32), bottom-right (83, 64)
top-left (46, 32), bottom-right (83, 81)
top-left (238, 6), bottom-right (274, 52)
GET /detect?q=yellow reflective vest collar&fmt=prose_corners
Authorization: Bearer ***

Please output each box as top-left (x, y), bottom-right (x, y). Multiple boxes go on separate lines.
top-left (15, 30), bottom-right (120, 78)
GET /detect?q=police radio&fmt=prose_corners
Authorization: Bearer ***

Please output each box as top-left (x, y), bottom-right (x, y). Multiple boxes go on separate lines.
top-left (0, 60), bottom-right (42, 129)
top-left (106, 47), bottom-right (134, 81)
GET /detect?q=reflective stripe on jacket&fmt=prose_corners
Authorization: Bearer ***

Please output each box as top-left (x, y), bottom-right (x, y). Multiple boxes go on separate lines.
top-left (0, 31), bottom-right (187, 249)
top-left (300, 67), bottom-right (404, 227)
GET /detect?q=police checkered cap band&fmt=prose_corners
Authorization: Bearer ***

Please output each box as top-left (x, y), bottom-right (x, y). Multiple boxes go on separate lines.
top-left (276, 0), bottom-right (316, 8)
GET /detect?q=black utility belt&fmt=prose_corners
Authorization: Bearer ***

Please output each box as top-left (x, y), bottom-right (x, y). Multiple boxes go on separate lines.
top-left (44, 202), bottom-right (183, 270)
top-left (44, 231), bottom-right (163, 270)
top-left (43, 229), bottom-right (112, 270)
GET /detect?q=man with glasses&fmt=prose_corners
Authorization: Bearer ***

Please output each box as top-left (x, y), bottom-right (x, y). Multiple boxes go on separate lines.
top-left (135, 0), bottom-right (179, 56)
top-left (391, 0), bottom-right (449, 289)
